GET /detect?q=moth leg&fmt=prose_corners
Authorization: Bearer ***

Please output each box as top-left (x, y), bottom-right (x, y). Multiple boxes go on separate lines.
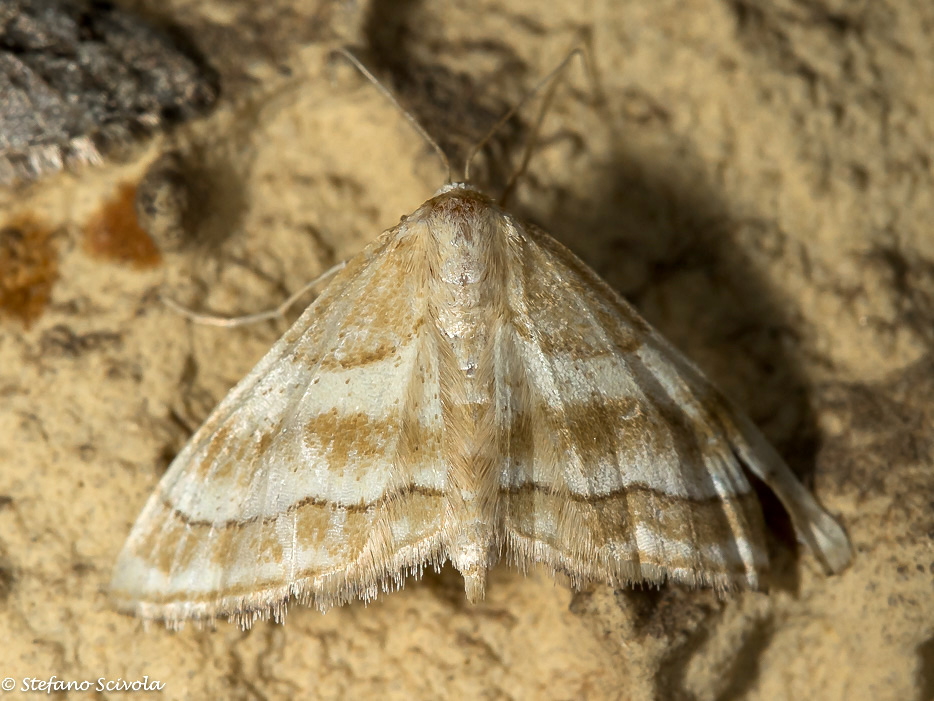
top-left (160, 260), bottom-right (347, 327)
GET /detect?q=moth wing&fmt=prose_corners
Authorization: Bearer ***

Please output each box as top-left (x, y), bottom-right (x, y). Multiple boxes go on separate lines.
top-left (497, 223), bottom-right (850, 591)
top-left (111, 229), bottom-right (447, 628)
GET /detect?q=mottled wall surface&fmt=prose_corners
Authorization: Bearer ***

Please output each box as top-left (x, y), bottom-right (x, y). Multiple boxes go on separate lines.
top-left (0, 1), bottom-right (931, 699)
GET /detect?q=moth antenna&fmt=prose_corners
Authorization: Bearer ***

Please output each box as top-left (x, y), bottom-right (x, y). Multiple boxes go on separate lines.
top-left (464, 46), bottom-right (590, 190)
top-left (333, 47), bottom-right (453, 184)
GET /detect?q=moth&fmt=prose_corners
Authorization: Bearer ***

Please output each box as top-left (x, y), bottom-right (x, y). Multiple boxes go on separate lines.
top-left (111, 53), bottom-right (851, 629)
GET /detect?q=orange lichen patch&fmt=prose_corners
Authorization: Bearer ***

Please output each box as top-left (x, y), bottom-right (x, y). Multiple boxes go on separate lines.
top-left (0, 215), bottom-right (59, 327)
top-left (84, 182), bottom-right (162, 268)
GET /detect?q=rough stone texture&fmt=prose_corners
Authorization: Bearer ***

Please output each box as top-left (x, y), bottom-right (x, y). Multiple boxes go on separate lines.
top-left (0, 0), bottom-right (931, 699)
top-left (0, 0), bottom-right (217, 185)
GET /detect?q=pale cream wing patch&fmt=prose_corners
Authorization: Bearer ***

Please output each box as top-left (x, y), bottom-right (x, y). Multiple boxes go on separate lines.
top-left (499, 222), bottom-right (849, 591)
top-left (111, 225), bottom-right (448, 627)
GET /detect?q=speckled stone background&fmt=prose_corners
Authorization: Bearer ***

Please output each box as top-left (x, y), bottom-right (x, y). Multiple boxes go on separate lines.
top-left (0, 1), bottom-right (931, 699)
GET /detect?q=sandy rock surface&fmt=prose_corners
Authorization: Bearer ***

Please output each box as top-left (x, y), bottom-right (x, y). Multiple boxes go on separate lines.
top-left (1, 0), bottom-right (932, 699)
